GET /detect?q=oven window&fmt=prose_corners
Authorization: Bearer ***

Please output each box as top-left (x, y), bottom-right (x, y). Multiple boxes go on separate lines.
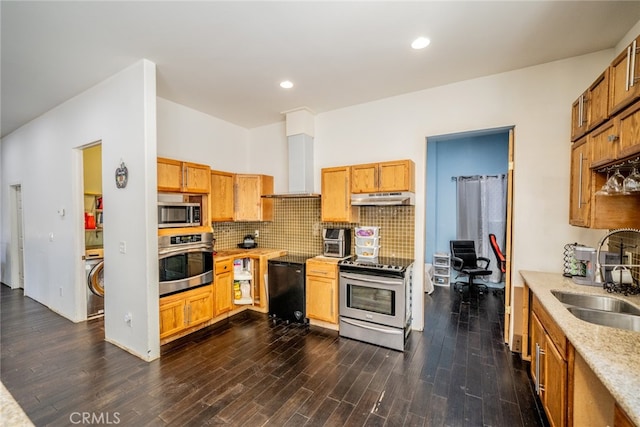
top-left (348, 284), bottom-right (395, 316)
top-left (159, 252), bottom-right (213, 282)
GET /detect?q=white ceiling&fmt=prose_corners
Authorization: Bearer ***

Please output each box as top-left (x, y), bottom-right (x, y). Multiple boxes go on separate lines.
top-left (3, 1), bottom-right (640, 138)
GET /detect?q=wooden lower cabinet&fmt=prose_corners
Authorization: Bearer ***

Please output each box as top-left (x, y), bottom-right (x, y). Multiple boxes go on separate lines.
top-left (214, 259), bottom-right (234, 316)
top-left (305, 258), bottom-right (339, 325)
top-left (530, 297), bottom-right (568, 427)
top-left (159, 285), bottom-right (213, 340)
top-left (524, 285), bottom-right (638, 427)
top-left (615, 404), bottom-right (636, 427)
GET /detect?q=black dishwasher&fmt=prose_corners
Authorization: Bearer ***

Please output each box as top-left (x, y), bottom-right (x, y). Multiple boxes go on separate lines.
top-left (267, 254), bottom-right (312, 323)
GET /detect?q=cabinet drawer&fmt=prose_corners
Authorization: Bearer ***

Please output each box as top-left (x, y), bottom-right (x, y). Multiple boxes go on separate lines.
top-left (306, 259), bottom-right (337, 279)
top-left (532, 296), bottom-right (568, 359)
top-left (215, 259), bottom-right (233, 275)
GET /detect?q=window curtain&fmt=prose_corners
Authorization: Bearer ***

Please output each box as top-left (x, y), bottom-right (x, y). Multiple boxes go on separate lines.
top-left (455, 175), bottom-right (507, 283)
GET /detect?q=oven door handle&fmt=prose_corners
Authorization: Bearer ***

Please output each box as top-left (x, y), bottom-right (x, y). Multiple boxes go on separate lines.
top-left (341, 317), bottom-right (403, 335)
top-left (159, 246), bottom-right (213, 259)
top-left (340, 272), bottom-right (402, 286)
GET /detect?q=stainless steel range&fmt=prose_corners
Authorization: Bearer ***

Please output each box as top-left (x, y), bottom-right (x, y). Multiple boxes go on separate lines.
top-left (338, 257), bottom-right (413, 351)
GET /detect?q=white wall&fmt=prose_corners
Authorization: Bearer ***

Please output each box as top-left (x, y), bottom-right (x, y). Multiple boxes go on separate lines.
top-left (0, 60), bottom-right (160, 361)
top-left (248, 122), bottom-right (289, 192)
top-left (156, 98), bottom-right (251, 172)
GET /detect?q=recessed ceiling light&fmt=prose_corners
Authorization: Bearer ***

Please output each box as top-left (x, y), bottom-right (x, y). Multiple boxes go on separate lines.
top-left (280, 80), bottom-right (294, 89)
top-left (411, 37), bottom-right (431, 50)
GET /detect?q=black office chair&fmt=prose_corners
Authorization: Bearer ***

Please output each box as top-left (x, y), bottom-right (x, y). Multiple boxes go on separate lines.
top-left (450, 240), bottom-right (492, 302)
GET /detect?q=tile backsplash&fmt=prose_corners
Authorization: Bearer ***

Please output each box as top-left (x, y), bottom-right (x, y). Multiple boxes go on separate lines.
top-left (213, 199), bottom-right (415, 259)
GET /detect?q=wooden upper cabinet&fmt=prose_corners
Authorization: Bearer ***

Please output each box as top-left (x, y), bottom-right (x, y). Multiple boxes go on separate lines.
top-left (351, 163), bottom-right (379, 193)
top-left (184, 162), bottom-right (211, 193)
top-left (234, 174), bottom-right (273, 221)
top-left (157, 157), bottom-right (210, 193)
top-left (569, 138), bottom-right (591, 227)
top-left (571, 70), bottom-right (610, 142)
top-left (590, 101), bottom-right (640, 169)
top-left (351, 160), bottom-right (415, 194)
top-left (590, 119), bottom-right (618, 168)
top-left (617, 99), bottom-right (640, 159)
top-left (571, 92), bottom-right (589, 142)
top-left (609, 35), bottom-right (640, 115)
top-left (157, 158), bottom-right (183, 192)
top-left (587, 69), bottom-right (610, 132)
top-left (210, 170), bottom-right (235, 222)
top-left (321, 166), bottom-right (359, 222)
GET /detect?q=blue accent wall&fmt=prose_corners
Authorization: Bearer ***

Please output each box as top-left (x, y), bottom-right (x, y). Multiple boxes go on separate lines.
top-left (426, 131), bottom-right (509, 264)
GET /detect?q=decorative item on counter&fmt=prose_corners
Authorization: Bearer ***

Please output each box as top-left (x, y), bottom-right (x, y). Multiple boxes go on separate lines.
top-left (563, 242), bottom-right (587, 277)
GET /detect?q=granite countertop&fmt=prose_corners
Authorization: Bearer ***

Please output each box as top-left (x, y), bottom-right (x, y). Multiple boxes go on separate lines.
top-left (520, 271), bottom-right (640, 425)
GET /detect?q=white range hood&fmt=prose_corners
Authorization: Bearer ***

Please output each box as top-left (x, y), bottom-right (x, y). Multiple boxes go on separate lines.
top-left (263, 108), bottom-right (320, 199)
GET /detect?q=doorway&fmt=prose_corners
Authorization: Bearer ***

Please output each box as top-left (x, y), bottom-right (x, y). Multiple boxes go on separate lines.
top-left (81, 142), bottom-right (104, 320)
top-left (9, 184), bottom-right (25, 289)
top-left (426, 126), bottom-right (514, 344)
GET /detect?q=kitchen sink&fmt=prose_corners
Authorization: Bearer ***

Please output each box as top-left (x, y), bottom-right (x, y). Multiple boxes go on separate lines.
top-left (551, 290), bottom-right (640, 315)
top-left (566, 307), bottom-right (640, 332)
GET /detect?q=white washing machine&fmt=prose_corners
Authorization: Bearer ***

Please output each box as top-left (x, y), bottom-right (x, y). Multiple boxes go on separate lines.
top-left (85, 258), bottom-right (104, 318)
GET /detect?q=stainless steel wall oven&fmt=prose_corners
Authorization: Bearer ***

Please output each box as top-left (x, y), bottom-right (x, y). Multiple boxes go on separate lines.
top-left (158, 231), bottom-right (214, 296)
top-left (339, 257), bottom-right (413, 351)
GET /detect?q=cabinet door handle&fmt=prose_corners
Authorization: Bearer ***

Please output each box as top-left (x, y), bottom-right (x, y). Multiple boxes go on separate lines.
top-left (535, 342), bottom-right (546, 394)
top-left (631, 40), bottom-right (637, 88)
top-left (578, 152), bottom-right (583, 209)
top-left (578, 95), bottom-right (585, 127)
top-left (626, 45), bottom-right (632, 91)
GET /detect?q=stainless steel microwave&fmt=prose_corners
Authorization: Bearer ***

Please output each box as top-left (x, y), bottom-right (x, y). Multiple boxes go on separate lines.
top-left (158, 202), bottom-right (201, 228)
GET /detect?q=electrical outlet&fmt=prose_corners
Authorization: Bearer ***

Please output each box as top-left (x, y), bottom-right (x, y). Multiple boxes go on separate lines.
top-left (512, 335), bottom-right (522, 353)
top-left (124, 313), bottom-right (132, 326)
top-left (254, 230), bottom-right (259, 237)
top-left (119, 241), bottom-right (127, 254)
top-left (625, 251), bottom-right (633, 263)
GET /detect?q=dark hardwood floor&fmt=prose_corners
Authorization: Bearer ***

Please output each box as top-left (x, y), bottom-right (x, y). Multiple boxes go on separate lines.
top-left (1, 283), bottom-right (547, 426)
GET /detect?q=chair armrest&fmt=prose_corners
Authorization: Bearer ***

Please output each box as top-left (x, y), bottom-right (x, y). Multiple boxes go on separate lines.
top-left (477, 257), bottom-right (491, 269)
top-left (451, 256), bottom-right (464, 270)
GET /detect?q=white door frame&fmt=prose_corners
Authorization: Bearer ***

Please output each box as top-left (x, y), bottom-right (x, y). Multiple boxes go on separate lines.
top-left (9, 183), bottom-right (25, 289)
